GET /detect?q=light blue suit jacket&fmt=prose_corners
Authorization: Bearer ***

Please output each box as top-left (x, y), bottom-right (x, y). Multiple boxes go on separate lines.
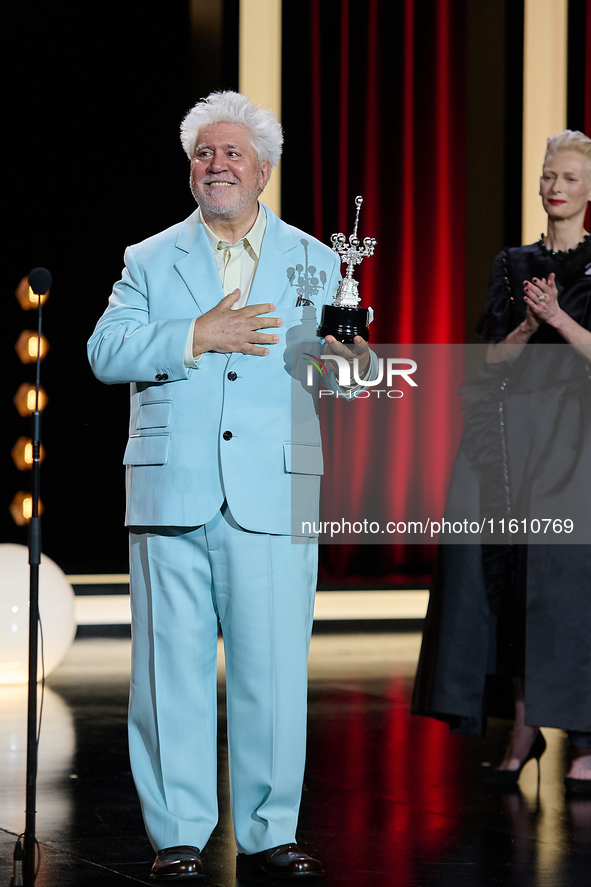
top-left (88, 205), bottom-right (342, 534)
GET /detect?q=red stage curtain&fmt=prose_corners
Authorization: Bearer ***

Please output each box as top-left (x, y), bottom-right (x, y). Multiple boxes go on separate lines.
top-left (282, 0), bottom-right (468, 585)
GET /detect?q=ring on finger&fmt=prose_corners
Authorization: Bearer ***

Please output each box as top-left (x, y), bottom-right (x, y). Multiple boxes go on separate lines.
top-left (537, 294), bottom-right (546, 302)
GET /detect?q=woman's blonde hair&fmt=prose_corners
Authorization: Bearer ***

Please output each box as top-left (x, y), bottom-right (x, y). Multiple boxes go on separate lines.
top-left (544, 130), bottom-right (591, 178)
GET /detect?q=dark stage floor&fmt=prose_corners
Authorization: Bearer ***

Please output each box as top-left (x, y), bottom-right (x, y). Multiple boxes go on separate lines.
top-left (1, 633), bottom-right (590, 886)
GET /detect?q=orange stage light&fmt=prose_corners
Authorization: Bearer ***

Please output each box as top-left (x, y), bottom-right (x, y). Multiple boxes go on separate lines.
top-left (14, 330), bottom-right (50, 364)
top-left (9, 492), bottom-right (44, 527)
top-left (11, 437), bottom-right (46, 471)
top-left (15, 275), bottom-right (50, 309)
top-left (13, 383), bottom-right (49, 417)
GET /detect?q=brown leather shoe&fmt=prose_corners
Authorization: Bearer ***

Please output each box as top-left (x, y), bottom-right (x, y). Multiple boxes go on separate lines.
top-left (150, 845), bottom-right (204, 880)
top-left (237, 843), bottom-right (324, 878)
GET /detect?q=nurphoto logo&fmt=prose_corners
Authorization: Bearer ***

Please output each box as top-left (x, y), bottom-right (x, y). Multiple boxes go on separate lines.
top-left (305, 355), bottom-right (418, 399)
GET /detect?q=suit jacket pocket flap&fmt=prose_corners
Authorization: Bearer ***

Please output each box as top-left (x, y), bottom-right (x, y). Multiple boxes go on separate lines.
top-left (123, 434), bottom-right (170, 465)
top-left (137, 401), bottom-right (172, 429)
top-left (284, 443), bottom-right (324, 475)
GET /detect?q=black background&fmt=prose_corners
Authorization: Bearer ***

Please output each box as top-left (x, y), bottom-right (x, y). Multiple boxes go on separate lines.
top-left (1, 1), bottom-right (241, 573)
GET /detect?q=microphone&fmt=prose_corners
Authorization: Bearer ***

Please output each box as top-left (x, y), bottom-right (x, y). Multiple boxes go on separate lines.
top-left (28, 267), bottom-right (52, 296)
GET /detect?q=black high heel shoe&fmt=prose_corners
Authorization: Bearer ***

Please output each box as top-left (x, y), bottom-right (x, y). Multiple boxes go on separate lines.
top-left (483, 730), bottom-right (546, 787)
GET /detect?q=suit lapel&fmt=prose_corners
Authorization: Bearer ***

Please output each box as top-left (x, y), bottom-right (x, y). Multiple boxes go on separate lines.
top-left (228, 207), bottom-right (301, 369)
top-left (174, 206), bottom-right (307, 368)
top-left (248, 206), bottom-right (299, 310)
top-left (173, 211), bottom-right (224, 314)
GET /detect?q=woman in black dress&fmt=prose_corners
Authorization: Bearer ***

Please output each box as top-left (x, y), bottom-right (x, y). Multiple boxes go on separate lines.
top-left (412, 130), bottom-right (591, 792)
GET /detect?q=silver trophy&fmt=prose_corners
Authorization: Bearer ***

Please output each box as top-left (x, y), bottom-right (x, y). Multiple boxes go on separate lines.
top-left (317, 196), bottom-right (377, 342)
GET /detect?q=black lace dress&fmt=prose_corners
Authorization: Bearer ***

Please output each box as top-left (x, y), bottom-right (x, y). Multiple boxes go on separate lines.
top-left (412, 237), bottom-right (591, 742)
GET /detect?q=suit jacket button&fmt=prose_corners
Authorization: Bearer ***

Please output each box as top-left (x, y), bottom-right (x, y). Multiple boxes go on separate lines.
top-left (227, 371), bottom-right (238, 381)
top-left (222, 431), bottom-right (233, 441)
top-left (155, 373), bottom-right (168, 381)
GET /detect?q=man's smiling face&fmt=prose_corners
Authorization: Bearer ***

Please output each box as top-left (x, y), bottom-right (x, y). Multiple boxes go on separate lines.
top-left (189, 122), bottom-right (271, 223)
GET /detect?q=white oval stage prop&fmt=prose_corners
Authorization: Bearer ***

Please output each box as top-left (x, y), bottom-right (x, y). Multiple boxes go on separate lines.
top-left (0, 544), bottom-right (76, 684)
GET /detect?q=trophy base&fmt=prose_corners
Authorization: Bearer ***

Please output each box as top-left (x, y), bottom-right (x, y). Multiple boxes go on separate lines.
top-left (317, 304), bottom-right (370, 343)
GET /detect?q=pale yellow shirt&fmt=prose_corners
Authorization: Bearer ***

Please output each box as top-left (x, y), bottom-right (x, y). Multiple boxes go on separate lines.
top-left (184, 204), bottom-right (267, 367)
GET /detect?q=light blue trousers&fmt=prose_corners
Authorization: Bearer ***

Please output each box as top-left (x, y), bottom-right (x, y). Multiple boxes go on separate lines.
top-left (128, 508), bottom-right (318, 854)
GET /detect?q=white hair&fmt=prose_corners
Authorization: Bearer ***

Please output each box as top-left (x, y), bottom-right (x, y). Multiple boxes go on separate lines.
top-left (180, 91), bottom-right (283, 167)
top-left (544, 129), bottom-right (591, 179)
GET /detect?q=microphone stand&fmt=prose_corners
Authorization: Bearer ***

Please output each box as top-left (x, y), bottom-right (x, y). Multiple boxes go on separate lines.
top-left (19, 269), bottom-right (51, 887)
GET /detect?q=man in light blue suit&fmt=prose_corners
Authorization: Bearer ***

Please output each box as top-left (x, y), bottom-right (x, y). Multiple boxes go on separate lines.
top-left (88, 92), bottom-right (371, 881)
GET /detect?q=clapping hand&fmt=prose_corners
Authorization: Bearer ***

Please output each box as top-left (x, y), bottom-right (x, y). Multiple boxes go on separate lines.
top-left (522, 273), bottom-right (561, 328)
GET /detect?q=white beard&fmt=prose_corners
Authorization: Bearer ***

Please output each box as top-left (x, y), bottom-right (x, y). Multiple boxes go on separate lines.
top-left (190, 176), bottom-right (263, 220)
